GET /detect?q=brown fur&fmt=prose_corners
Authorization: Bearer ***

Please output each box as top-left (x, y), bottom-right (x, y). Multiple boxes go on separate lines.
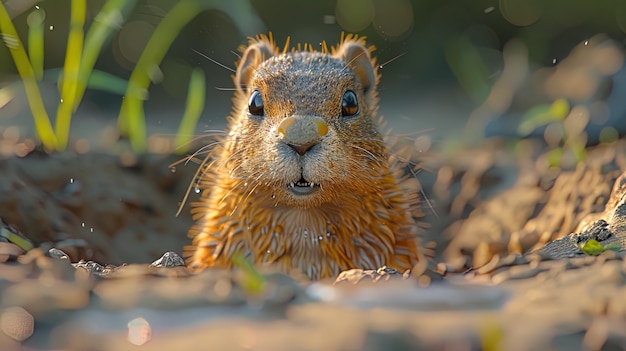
top-left (186, 34), bottom-right (424, 280)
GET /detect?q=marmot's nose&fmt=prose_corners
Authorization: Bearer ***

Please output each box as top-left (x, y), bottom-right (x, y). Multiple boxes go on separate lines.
top-left (287, 140), bottom-right (317, 156)
top-left (277, 116), bottom-right (328, 156)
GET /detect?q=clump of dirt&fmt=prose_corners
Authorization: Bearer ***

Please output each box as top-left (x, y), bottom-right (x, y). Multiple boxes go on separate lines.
top-left (0, 146), bottom-right (197, 265)
top-left (424, 138), bottom-right (626, 271)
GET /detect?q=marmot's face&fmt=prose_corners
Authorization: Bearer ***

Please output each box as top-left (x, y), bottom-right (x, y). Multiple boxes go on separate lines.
top-left (226, 38), bottom-right (388, 208)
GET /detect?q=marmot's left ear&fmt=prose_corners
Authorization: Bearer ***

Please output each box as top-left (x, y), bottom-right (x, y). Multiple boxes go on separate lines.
top-left (333, 39), bottom-right (377, 94)
top-left (236, 36), bottom-right (278, 91)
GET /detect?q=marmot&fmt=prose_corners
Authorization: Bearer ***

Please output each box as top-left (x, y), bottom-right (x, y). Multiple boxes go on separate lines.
top-left (186, 34), bottom-right (424, 280)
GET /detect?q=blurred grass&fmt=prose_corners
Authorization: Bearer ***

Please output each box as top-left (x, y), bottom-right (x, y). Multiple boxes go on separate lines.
top-left (2, 0), bottom-right (212, 152)
top-left (175, 67), bottom-right (206, 154)
top-left (55, 0), bottom-right (86, 150)
top-left (119, 0), bottom-right (204, 152)
top-left (77, 69), bottom-right (129, 95)
top-left (118, 0), bottom-right (263, 152)
top-left (0, 0), bottom-right (133, 151)
top-left (26, 8), bottom-right (44, 80)
top-left (73, 0), bottom-right (137, 111)
top-left (231, 252), bottom-right (266, 294)
top-left (0, 1), bottom-right (56, 149)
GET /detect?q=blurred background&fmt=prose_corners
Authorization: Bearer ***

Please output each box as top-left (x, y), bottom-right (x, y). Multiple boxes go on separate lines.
top-left (0, 0), bottom-right (625, 155)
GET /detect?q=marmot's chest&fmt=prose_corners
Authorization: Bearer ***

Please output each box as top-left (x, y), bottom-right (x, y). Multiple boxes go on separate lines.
top-left (233, 202), bottom-right (397, 278)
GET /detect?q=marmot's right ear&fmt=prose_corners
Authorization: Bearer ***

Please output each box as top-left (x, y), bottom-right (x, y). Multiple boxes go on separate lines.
top-left (236, 38), bottom-right (277, 91)
top-left (333, 38), bottom-right (377, 94)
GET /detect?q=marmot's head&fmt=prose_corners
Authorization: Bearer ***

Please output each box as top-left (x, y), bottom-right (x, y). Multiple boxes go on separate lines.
top-left (225, 34), bottom-right (388, 208)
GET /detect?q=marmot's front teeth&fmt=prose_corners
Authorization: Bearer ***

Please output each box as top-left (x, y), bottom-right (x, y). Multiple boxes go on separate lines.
top-left (289, 177), bottom-right (316, 187)
top-left (288, 180), bottom-right (317, 188)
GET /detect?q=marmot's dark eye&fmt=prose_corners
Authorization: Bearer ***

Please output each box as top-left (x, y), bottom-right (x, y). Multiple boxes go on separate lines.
top-left (248, 90), bottom-right (264, 116)
top-left (341, 90), bottom-right (359, 117)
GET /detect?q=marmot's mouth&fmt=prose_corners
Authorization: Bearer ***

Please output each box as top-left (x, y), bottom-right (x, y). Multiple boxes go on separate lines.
top-left (287, 177), bottom-right (320, 195)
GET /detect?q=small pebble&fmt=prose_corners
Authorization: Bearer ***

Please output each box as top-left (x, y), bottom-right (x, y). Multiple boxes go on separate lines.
top-left (0, 307), bottom-right (34, 342)
top-left (48, 248), bottom-right (69, 260)
top-left (334, 266), bottom-right (402, 285)
top-left (151, 251), bottom-right (185, 268)
top-left (72, 260), bottom-right (117, 275)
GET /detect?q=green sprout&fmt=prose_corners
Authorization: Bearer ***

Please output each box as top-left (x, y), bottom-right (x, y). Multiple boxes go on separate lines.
top-left (2, 0), bottom-right (262, 153)
top-left (26, 9), bottom-right (44, 80)
top-left (55, 0), bottom-right (86, 151)
top-left (578, 239), bottom-right (621, 256)
top-left (0, 2), bottom-right (56, 149)
top-left (0, 0), bottom-right (134, 151)
top-left (76, 69), bottom-right (129, 96)
top-left (231, 252), bottom-right (266, 294)
top-left (175, 67), bottom-right (206, 154)
top-left (73, 0), bottom-right (137, 111)
top-left (118, 0), bottom-right (204, 152)
top-left (118, 0), bottom-right (265, 152)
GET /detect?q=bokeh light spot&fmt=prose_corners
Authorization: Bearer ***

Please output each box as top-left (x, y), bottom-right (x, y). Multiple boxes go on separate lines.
top-left (0, 306), bottom-right (34, 342)
top-left (114, 20), bottom-right (155, 70)
top-left (372, 0), bottom-right (414, 40)
top-left (335, 0), bottom-right (374, 32)
top-left (127, 317), bottom-right (151, 346)
top-left (499, 0), bottom-right (542, 27)
top-left (544, 122), bottom-right (564, 147)
top-left (599, 127), bottom-right (618, 143)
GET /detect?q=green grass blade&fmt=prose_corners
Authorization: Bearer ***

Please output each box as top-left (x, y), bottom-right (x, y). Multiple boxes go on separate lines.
top-left (175, 67), bottom-right (205, 154)
top-left (73, 0), bottom-right (137, 111)
top-left (45, 68), bottom-right (129, 96)
top-left (119, 0), bottom-right (206, 153)
top-left (27, 8), bottom-right (45, 80)
top-left (55, 0), bottom-right (86, 150)
top-left (0, 2), bottom-right (56, 150)
top-left (231, 252), bottom-right (266, 294)
top-left (84, 69), bottom-right (129, 95)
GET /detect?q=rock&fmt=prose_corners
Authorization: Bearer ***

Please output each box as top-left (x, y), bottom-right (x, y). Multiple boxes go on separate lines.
top-left (48, 248), bottom-right (70, 260)
top-left (72, 260), bottom-right (119, 276)
top-left (334, 266), bottom-right (404, 285)
top-left (151, 251), bottom-right (185, 268)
